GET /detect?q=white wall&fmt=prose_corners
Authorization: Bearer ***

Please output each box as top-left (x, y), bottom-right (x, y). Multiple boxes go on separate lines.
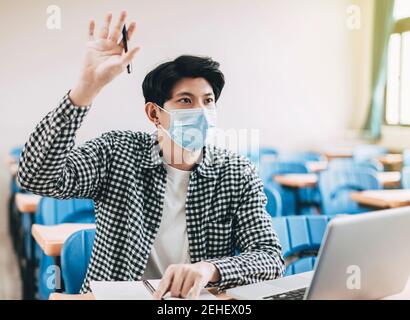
top-left (0, 0), bottom-right (373, 213)
top-left (347, 0), bottom-right (374, 131)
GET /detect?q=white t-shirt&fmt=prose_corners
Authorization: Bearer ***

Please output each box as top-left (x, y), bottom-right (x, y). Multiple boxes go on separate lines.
top-left (142, 162), bottom-right (192, 279)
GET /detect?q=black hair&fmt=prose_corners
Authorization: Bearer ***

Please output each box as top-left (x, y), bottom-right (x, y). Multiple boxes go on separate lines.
top-left (142, 55), bottom-right (225, 106)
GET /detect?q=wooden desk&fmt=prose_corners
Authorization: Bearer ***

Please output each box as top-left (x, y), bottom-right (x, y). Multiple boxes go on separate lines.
top-left (306, 161), bottom-right (328, 173)
top-left (32, 223), bottom-right (96, 257)
top-left (378, 154), bottom-right (403, 167)
top-left (274, 174), bottom-right (318, 188)
top-left (5, 154), bottom-right (18, 175)
top-left (351, 189), bottom-right (410, 209)
top-left (9, 163), bottom-right (18, 176)
top-left (275, 172), bottom-right (401, 189)
top-left (15, 193), bottom-right (41, 213)
top-left (4, 153), bottom-right (17, 166)
top-left (376, 171), bottom-right (401, 188)
top-left (322, 150), bottom-right (353, 161)
top-left (49, 289), bottom-right (232, 300)
top-left (49, 277), bottom-right (410, 300)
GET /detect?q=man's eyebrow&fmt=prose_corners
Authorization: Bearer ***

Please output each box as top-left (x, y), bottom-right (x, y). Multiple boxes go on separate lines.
top-left (174, 92), bottom-right (215, 97)
top-left (175, 92), bottom-right (194, 97)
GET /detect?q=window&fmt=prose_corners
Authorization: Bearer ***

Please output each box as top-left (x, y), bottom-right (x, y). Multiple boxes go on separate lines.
top-left (394, 0), bottom-right (410, 20)
top-left (385, 0), bottom-right (410, 125)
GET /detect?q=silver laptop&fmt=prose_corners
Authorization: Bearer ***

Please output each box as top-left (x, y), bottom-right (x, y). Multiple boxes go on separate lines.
top-left (227, 207), bottom-right (410, 300)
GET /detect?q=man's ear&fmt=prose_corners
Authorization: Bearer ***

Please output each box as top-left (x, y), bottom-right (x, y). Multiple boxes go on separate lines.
top-left (145, 102), bottom-right (160, 126)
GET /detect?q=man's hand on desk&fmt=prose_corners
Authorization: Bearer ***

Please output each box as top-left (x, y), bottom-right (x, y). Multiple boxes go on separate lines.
top-left (153, 262), bottom-right (220, 300)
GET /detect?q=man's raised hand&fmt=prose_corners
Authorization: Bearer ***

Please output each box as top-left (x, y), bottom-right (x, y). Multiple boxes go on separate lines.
top-left (70, 11), bottom-right (140, 106)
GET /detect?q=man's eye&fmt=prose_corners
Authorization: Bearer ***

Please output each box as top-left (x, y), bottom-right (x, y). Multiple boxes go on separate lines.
top-left (205, 98), bottom-right (214, 104)
top-left (178, 98), bottom-right (191, 104)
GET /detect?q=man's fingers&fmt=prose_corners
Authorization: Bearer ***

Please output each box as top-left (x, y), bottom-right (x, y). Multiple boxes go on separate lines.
top-left (154, 279), bottom-right (169, 299)
top-left (109, 10), bottom-right (127, 43)
top-left (154, 268), bottom-right (174, 299)
top-left (122, 46), bottom-right (140, 65)
top-left (126, 22), bottom-right (137, 41)
top-left (180, 274), bottom-right (196, 298)
top-left (99, 13), bottom-right (112, 39)
top-left (190, 278), bottom-right (206, 300)
top-left (170, 269), bottom-right (185, 297)
top-left (88, 19), bottom-right (95, 41)
top-left (118, 22), bottom-right (137, 49)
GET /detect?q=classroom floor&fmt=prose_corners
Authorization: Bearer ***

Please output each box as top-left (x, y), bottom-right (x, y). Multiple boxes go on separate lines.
top-left (0, 205), bottom-right (21, 299)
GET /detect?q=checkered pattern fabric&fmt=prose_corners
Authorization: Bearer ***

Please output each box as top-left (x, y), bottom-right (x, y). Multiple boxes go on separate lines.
top-left (17, 92), bottom-right (285, 293)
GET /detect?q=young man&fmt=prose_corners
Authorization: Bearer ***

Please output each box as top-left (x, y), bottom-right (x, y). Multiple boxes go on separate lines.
top-left (17, 11), bottom-right (284, 299)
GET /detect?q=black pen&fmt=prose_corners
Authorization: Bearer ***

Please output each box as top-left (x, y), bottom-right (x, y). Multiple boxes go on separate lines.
top-left (122, 24), bottom-right (132, 74)
top-left (143, 280), bottom-right (163, 300)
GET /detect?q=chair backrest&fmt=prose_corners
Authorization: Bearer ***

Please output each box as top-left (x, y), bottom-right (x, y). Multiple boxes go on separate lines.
top-left (402, 166), bottom-right (410, 188)
top-left (403, 149), bottom-right (410, 168)
top-left (259, 147), bottom-right (279, 161)
top-left (318, 169), bottom-right (381, 215)
top-left (10, 176), bottom-right (23, 194)
top-left (239, 147), bottom-right (278, 171)
top-left (10, 146), bottom-right (23, 163)
top-left (259, 160), bottom-right (309, 184)
top-left (278, 151), bottom-right (325, 163)
top-left (9, 146), bottom-right (25, 194)
top-left (328, 158), bottom-right (383, 172)
top-left (36, 198), bottom-right (95, 299)
top-left (272, 215), bottom-right (331, 275)
top-left (258, 161), bottom-right (309, 216)
top-left (61, 229), bottom-right (96, 294)
top-left (285, 256), bottom-right (317, 276)
top-left (259, 161), bottom-right (310, 216)
top-left (36, 198), bottom-right (95, 225)
top-left (352, 144), bottom-right (387, 163)
top-left (263, 183), bottom-right (283, 217)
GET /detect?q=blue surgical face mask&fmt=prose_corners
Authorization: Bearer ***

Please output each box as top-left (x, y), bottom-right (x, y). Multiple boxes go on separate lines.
top-left (156, 105), bottom-right (217, 152)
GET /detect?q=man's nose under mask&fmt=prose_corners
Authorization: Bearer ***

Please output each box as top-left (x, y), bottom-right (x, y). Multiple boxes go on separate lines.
top-left (156, 105), bottom-right (217, 152)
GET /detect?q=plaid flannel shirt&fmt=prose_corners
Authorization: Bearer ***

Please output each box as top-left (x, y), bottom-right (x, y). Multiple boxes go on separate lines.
top-left (17, 92), bottom-right (285, 293)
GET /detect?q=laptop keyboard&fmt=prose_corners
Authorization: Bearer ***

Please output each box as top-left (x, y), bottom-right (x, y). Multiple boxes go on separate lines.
top-left (263, 287), bottom-right (307, 300)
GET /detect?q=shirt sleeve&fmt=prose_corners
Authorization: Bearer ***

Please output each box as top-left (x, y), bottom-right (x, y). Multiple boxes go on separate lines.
top-left (17, 91), bottom-right (116, 200)
top-left (205, 162), bottom-right (285, 291)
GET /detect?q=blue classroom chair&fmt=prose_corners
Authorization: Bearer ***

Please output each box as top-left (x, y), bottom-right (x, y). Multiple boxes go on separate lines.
top-left (259, 161), bottom-right (309, 185)
top-left (403, 149), bottom-right (410, 168)
top-left (259, 147), bottom-right (279, 160)
top-left (401, 166), bottom-right (410, 189)
top-left (259, 161), bottom-right (318, 215)
top-left (259, 161), bottom-right (308, 216)
top-left (23, 198), bottom-right (95, 261)
top-left (352, 144), bottom-right (387, 164)
top-left (318, 169), bottom-right (381, 216)
top-left (61, 228), bottom-right (96, 294)
top-left (9, 179), bottom-right (27, 254)
top-left (264, 183), bottom-right (283, 217)
top-left (10, 146), bottom-right (23, 163)
top-left (277, 151), bottom-right (325, 163)
top-left (328, 158), bottom-right (383, 172)
top-left (34, 198), bottom-right (95, 300)
top-left (9, 146), bottom-right (30, 258)
top-left (272, 215), bottom-right (331, 276)
top-left (36, 197), bottom-right (95, 225)
top-left (240, 147), bottom-right (278, 171)
top-left (8, 146), bottom-right (25, 251)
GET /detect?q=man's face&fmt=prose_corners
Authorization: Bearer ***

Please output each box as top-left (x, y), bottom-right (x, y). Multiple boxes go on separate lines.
top-left (157, 77), bottom-right (216, 130)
